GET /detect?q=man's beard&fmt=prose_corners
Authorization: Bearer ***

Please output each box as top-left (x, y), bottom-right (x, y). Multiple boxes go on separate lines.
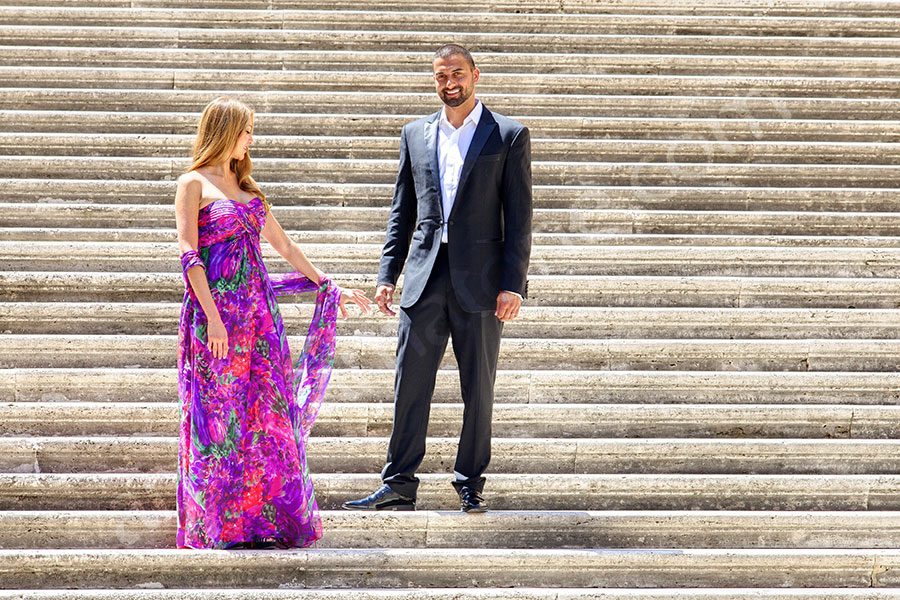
top-left (441, 87), bottom-right (471, 107)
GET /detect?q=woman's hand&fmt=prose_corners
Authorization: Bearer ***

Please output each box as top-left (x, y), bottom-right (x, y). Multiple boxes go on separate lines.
top-left (207, 316), bottom-right (229, 359)
top-left (338, 288), bottom-right (373, 319)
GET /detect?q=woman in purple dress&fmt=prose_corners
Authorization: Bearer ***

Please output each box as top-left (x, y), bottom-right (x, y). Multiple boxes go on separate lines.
top-left (174, 96), bottom-right (371, 549)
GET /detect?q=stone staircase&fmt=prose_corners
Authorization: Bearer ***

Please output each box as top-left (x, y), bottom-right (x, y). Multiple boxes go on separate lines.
top-left (1, 0), bottom-right (900, 597)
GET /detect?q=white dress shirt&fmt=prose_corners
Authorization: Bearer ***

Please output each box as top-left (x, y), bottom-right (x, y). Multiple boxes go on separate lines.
top-left (436, 101), bottom-right (522, 301)
top-left (437, 100), bottom-right (483, 244)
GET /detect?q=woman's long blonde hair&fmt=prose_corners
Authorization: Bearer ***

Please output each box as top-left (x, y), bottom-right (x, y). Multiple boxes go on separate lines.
top-left (186, 96), bottom-right (269, 211)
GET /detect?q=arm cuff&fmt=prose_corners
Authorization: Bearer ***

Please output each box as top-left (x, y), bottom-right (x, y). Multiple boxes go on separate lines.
top-left (180, 250), bottom-right (205, 278)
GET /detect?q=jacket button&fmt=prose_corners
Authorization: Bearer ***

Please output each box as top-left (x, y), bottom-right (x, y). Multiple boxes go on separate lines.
top-left (448, 220), bottom-right (454, 226)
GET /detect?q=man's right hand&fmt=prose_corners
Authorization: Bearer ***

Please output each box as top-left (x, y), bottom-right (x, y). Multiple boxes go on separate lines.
top-left (375, 284), bottom-right (397, 316)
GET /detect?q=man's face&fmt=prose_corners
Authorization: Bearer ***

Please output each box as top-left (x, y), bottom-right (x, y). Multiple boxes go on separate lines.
top-left (433, 55), bottom-right (479, 108)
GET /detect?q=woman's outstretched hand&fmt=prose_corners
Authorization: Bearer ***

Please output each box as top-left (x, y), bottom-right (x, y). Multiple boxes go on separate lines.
top-left (338, 287), bottom-right (373, 319)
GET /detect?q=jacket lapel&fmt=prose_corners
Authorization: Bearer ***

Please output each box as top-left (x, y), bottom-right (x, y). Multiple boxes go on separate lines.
top-left (450, 108), bottom-right (497, 220)
top-left (423, 112), bottom-right (442, 203)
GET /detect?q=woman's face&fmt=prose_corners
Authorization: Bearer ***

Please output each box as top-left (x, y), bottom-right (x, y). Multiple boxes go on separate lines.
top-left (231, 117), bottom-right (254, 160)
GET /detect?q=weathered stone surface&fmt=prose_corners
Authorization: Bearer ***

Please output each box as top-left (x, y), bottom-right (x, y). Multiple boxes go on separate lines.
top-left (5, 510), bottom-right (900, 550)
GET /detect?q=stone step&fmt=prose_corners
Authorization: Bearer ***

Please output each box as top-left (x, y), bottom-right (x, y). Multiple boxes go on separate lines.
top-left (5, 90), bottom-right (897, 120)
top-left (5, 472), bottom-right (900, 511)
top-left (7, 134), bottom-right (900, 164)
top-left (9, 157), bottom-right (899, 187)
top-left (4, 547), bottom-right (900, 589)
top-left (4, 334), bottom-right (900, 371)
top-left (5, 402), bottom-right (897, 439)
top-left (3, 591), bottom-right (900, 600)
top-left (6, 510), bottom-right (900, 550)
top-left (6, 436), bottom-right (900, 475)
top-left (4, 67), bottom-right (898, 98)
top-left (14, 227), bottom-right (900, 249)
top-left (2, 368), bottom-right (897, 406)
top-left (4, 180), bottom-right (899, 212)
top-left (6, 241), bottom-right (900, 278)
top-left (5, 271), bottom-right (899, 308)
top-left (5, 303), bottom-right (899, 339)
top-left (7, 48), bottom-right (900, 78)
top-left (6, 111), bottom-right (900, 142)
top-left (1, 5), bottom-right (897, 28)
top-left (4, 27), bottom-right (900, 58)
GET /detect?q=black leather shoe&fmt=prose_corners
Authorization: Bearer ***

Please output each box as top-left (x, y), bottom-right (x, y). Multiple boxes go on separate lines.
top-left (459, 488), bottom-right (487, 513)
top-left (341, 484), bottom-right (415, 511)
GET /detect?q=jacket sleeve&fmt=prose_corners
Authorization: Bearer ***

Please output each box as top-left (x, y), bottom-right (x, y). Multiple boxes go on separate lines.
top-left (377, 124), bottom-right (417, 287)
top-left (500, 125), bottom-right (533, 297)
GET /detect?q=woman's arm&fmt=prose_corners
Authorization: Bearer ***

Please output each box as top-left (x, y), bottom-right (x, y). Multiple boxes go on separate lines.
top-left (174, 175), bottom-right (229, 358)
top-left (261, 211), bottom-right (321, 284)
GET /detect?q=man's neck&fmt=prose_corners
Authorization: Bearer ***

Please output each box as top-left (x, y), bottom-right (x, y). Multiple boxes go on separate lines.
top-left (443, 98), bottom-right (478, 129)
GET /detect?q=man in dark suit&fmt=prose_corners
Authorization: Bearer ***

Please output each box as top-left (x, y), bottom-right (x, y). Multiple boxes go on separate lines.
top-left (342, 44), bottom-right (532, 513)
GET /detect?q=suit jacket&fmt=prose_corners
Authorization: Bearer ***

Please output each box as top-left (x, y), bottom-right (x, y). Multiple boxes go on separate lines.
top-left (377, 106), bottom-right (533, 312)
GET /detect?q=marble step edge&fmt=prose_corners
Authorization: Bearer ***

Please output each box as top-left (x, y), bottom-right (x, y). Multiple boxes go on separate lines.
top-left (6, 436), bottom-right (900, 476)
top-left (5, 509), bottom-right (900, 550)
top-left (4, 546), bottom-right (900, 589)
top-left (6, 472), bottom-right (900, 511)
top-left (6, 334), bottom-right (900, 371)
top-left (2, 589), bottom-right (900, 600)
top-left (3, 368), bottom-right (896, 405)
top-left (5, 111), bottom-right (900, 142)
top-left (6, 91), bottom-right (899, 121)
top-left (7, 48), bottom-right (900, 77)
top-left (5, 272), bottom-right (900, 308)
top-left (5, 402), bottom-right (899, 439)
top-left (6, 303), bottom-right (900, 339)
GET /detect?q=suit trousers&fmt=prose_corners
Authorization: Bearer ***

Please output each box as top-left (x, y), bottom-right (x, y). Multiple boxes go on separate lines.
top-left (381, 243), bottom-right (503, 499)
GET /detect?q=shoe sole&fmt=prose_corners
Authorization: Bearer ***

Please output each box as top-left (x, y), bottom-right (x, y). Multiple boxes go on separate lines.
top-left (341, 503), bottom-right (416, 511)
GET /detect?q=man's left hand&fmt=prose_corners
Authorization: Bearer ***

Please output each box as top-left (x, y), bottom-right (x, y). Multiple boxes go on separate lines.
top-left (495, 291), bottom-right (521, 322)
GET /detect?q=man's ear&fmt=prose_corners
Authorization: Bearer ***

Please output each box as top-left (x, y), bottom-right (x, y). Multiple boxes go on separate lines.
top-left (472, 68), bottom-right (480, 84)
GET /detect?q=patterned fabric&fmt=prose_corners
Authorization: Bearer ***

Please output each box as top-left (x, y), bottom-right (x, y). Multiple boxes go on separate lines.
top-left (176, 196), bottom-right (341, 550)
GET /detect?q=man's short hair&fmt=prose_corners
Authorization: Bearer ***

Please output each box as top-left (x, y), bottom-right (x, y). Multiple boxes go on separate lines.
top-left (434, 44), bottom-right (476, 70)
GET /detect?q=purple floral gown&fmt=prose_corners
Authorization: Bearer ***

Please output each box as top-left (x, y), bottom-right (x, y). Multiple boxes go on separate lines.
top-left (176, 196), bottom-right (341, 549)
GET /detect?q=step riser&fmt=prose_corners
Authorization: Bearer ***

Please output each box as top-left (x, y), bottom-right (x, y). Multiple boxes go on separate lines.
top-left (3, 403), bottom-right (894, 438)
top-left (1, 591), bottom-right (899, 600)
top-left (7, 49), bottom-right (900, 78)
top-left (6, 273), bottom-right (900, 308)
top-left (4, 369), bottom-right (896, 405)
top-left (5, 112), bottom-right (900, 142)
top-left (7, 136), bottom-right (900, 164)
top-left (3, 547), bottom-right (900, 589)
top-left (9, 158), bottom-right (900, 187)
top-left (16, 229), bottom-right (900, 249)
top-left (6, 305), bottom-right (900, 339)
top-left (5, 68), bottom-right (900, 98)
top-left (5, 511), bottom-right (900, 550)
top-left (13, 230), bottom-right (900, 249)
top-left (2, 6), bottom-right (898, 27)
top-left (5, 29), bottom-right (900, 58)
top-left (6, 90), bottom-right (898, 120)
top-left (6, 438), bottom-right (900, 475)
top-left (5, 181), bottom-right (899, 212)
top-left (6, 474), bottom-right (899, 511)
top-left (5, 336), bottom-right (900, 371)
top-left (8, 247), bottom-right (900, 277)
